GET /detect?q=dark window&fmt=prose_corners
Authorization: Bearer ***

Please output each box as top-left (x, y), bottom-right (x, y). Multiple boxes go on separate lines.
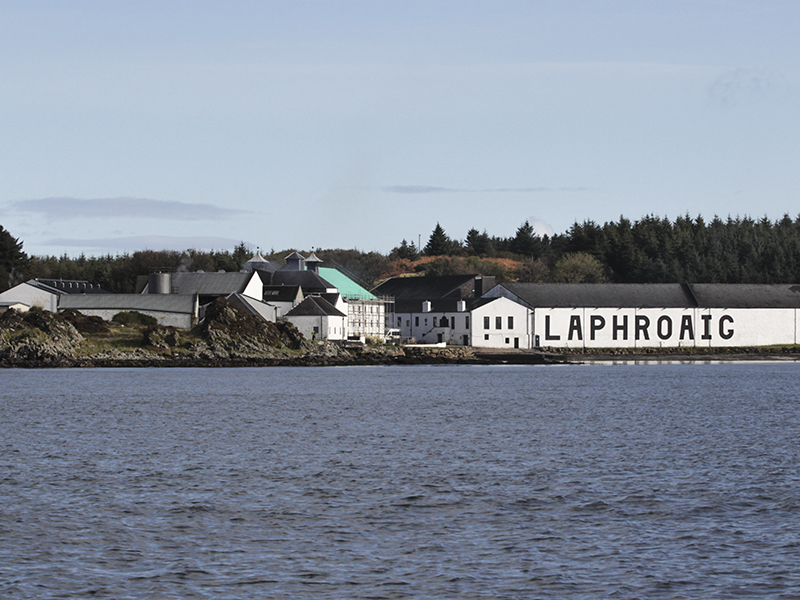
top-left (505, 337), bottom-right (510, 344)
top-left (415, 316), bottom-right (419, 327)
top-left (508, 316), bottom-right (514, 329)
top-left (484, 334), bottom-right (489, 340)
top-left (433, 317), bottom-right (438, 327)
top-left (495, 316), bottom-right (502, 329)
top-left (465, 316), bottom-right (470, 329)
top-left (484, 316), bottom-right (490, 329)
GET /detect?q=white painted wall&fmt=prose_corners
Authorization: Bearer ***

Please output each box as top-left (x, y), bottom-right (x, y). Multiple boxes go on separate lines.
top-left (242, 274), bottom-right (265, 300)
top-left (0, 283), bottom-right (59, 312)
top-left (470, 298), bottom-right (531, 349)
top-left (532, 307), bottom-right (798, 348)
top-left (393, 297), bottom-right (530, 348)
top-left (286, 314), bottom-right (347, 341)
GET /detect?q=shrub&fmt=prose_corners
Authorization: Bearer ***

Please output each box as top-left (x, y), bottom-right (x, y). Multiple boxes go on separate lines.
top-left (112, 311), bottom-right (158, 327)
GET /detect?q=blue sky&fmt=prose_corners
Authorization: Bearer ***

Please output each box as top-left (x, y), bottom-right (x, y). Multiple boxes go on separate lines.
top-left (1, 1), bottom-right (798, 256)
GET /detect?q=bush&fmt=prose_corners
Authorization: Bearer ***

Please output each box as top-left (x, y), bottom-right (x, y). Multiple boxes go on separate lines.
top-left (112, 311), bottom-right (158, 327)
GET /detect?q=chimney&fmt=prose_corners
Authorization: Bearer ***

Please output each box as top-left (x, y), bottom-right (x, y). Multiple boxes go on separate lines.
top-left (422, 300), bottom-right (432, 313)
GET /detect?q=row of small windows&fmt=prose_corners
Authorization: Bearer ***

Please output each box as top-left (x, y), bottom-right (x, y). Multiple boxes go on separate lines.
top-left (396, 315), bottom-right (515, 330)
top-left (484, 316), bottom-right (514, 330)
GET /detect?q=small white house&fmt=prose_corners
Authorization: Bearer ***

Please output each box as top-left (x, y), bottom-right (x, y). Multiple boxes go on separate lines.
top-left (284, 295), bottom-right (347, 341)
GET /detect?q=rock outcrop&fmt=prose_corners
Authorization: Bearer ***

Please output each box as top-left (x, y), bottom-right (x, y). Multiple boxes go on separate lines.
top-left (0, 308), bottom-right (83, 363)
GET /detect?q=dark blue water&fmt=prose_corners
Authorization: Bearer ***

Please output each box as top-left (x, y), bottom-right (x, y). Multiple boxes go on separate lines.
top-left (2, 364), bottom-right (799, 599)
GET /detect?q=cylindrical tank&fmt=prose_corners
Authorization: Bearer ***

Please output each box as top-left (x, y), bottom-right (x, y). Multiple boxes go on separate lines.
top-left (148, 272), bottom-right (171, 294)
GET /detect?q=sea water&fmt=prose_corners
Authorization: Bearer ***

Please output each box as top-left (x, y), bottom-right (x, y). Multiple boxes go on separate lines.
top-left (1, 364), bottom-right (799, 599)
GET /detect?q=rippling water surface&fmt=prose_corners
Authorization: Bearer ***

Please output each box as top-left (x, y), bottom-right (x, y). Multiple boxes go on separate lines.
top-left (2, 364), bottom-right (799, 599)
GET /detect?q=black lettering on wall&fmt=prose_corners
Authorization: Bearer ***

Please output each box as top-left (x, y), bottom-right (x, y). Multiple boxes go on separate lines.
top-left (701, 314), bottom-right (712, 340)
top-left (613, 315), bottom-right (628, 341)
top-left (657, 316), bottom-right (672, 340)
top-left (545, 315), bottom-right (561, 340)
top-left (635, 315), bottom-right (650, 341)
top-left (568, 315), bottom-right (583, 341)
top-left (719, 315), bottom-right (734, 340)
top-left (590, 315), bottom-right (606, 341)
top-left (679, 315), bottom-right (694, 340)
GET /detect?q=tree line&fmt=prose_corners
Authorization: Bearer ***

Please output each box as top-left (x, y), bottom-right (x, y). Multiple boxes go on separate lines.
top-left (4, 213), bottom-right (800, 293)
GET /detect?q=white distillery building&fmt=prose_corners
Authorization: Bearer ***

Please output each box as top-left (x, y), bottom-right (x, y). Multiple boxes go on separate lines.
top-left (392, 296), bottom-right (530, 348)
top-left (485, 283), bottom-right (800, 349)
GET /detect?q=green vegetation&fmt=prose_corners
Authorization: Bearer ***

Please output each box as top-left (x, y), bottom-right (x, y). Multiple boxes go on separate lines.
top-left (6, 213), bottom-right (800, 290)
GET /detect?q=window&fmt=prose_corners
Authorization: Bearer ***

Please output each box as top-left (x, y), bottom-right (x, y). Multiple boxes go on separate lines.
top-left (484, 316), bottom-right (490, 329)
top-left (496, 316), bottom-right (502, 329)
top-left (505, 337), bottom-right (510, 344)
top-left (415, 316), bottom-right (419, 327)
top-left (397, 317), bottom-right (401, 326)
top-left (508, 316), bottom-right (514, 329)
top-left (484, 334), bottom-right (489, 340)
top-left (433, 317), bottom-right (438, 327)
top-left (465, 316), bottom-right (470, 329)
top-left (451, 317), bottom-right (455, 328)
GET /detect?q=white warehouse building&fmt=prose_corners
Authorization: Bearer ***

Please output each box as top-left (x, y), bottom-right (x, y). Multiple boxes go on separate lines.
top-left (484, 282), bottom-right (800, 349)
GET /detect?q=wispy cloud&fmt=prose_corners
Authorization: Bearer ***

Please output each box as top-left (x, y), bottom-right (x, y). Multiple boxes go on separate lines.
top-left (382, 185), bottom-right (589, 194)
top-left (10, 197), bottom-right (248, 221)
top-left (708, 67), bottom-right (788, 107)
top-left (43, 235), bottom-right (250, 252)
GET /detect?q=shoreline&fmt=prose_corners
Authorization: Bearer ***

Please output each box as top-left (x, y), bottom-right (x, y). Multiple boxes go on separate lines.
top-left (3, 346), bottom-right (800, 368)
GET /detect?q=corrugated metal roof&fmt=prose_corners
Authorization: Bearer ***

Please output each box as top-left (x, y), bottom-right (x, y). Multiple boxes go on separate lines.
top-left (496, 283), bottom-right (800, 308)
top-left (59, 294), bottom-right (197, 313)
top-left (318, 267), bottom-right (376, 300)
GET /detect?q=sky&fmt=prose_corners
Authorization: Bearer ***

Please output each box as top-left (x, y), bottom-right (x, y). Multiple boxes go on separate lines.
top-left (1, 0), bottom-right (799, 257)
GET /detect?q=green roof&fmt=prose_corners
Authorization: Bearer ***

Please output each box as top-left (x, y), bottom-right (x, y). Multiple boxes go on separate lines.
top-left (318, 267), bottom-right (377, 300)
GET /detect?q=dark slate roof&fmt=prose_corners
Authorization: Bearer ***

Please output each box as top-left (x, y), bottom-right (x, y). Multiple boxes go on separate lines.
top-left (262, 285), bottom-right (303, 303)
top-left (32, 279), bottom-right (112, 294)
top-left (285, 295), bottom-right (346, 318)
top-left (58, 294), bottom-right (197, 313)
top-left (170, 272), bottom-right (253, 295)
top-left (259, 269), bottom-right (335, 293)
top-left (372, 275), bottom-right (481, 300)
top-left (394, 297), bottom-right (498, 314)
top-left (495, 283), bottom-right (800, 309)
top-left (690, 284), bottom-right (800, 308)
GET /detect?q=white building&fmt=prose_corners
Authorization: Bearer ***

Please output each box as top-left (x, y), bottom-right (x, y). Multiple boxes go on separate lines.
top-left (393, 296), bottom-right (531, 348)
top-left (284, 295), bottom-right (348, 341)
top-left (485, 283), bottom-right (800, 349)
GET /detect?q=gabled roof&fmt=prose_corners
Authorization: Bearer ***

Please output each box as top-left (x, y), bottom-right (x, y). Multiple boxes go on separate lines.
top-left (494, 283), bottom-right (800, 309)
top-left (285, 295), bottom-right (346, 318)
top-left (169, 272), bottom-right (254, 296)
top-left (372, 274), bottom-right (481, 300)
top-left (318, 267), bottom-right (377, 300)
